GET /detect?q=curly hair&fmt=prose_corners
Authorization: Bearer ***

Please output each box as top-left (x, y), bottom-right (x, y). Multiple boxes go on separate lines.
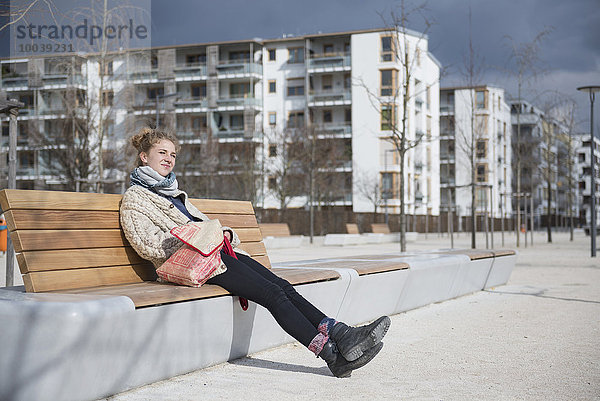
top-left (130, 127), bottom-right (180, 167)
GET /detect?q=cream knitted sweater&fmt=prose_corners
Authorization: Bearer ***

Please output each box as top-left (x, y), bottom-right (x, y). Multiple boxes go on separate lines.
top-left (120, 185), bottom-right (240, 269)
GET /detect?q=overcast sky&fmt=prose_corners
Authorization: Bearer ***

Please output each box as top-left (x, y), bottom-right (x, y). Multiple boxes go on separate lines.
top-left (1, 0), bottom-right (598, 131)
top-left (148, 0), bottom-right (599, 132)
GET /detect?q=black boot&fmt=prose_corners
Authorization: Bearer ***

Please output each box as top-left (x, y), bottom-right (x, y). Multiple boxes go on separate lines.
top-left (329, 316), bottom-right (391, 362)
top-left (318, 339), bottom-right (384, 378)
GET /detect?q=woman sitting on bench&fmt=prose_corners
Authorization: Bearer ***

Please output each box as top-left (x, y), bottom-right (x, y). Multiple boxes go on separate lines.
top-left (120, 127), bottom-right (390, 378)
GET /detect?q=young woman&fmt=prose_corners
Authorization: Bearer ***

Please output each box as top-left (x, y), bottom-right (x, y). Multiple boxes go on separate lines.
top-left (120, 128), bottom-right (390, 378)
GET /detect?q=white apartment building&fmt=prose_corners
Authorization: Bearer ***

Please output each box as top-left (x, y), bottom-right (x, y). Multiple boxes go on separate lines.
top-left (439, 85), bottom-right (513, 219)
top-left (1, 28), bottom-right (441, 216)
top-left (576, 133), bottom-right (600, 228)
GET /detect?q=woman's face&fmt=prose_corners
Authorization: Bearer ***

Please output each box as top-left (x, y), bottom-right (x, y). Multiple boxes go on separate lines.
top-left (140, 139), bottom-right (177, 177)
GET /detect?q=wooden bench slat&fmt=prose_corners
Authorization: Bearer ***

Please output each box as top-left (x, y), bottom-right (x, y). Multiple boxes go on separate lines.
top-left (259, 223), bottom-right (291, 237)
top-left (4, 210), bottom-right (259, 231)
top-left (283, 259), bottom-right (409, 275)
top-left (18, 241), bottom-right (268, 274)
top-left (371, 223), bottom-right (391, 234)
top-left (23, 264), bottom-right (157, 292)
top-left (12, 227), bottom-right (263, 252)
top-left (435, 249), bottom-right (495, 260)
top-left (53, 268), bottom-right (338, 307)
top-left (346, 223), bottom-right (359, 234)
top-left (492, 249), bottom-right (516, 257)
top-left (0, 189), bottom-right (255, 214)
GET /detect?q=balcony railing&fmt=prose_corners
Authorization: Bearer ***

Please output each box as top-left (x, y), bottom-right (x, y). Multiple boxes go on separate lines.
top-left (129, 69), bottom-right (158, 81)
top-left (308, 90), bottom-right (351, 104)
top-left (1, 75), bottom-right (28, 88)
top-left (308, 52), bottom-right (351, 70)
top-left (174, 62), bottom-right (207, 78)
top-left (315, 123), bottom-right (352, 137)
top-left (216, 96), bottom-right (261, 108)
top-left (440, 105), bottom-right (455, 113)
top-left (216, 61), bottom-right (262, 76)
top-left (175, 98), bottom-right (207, 108)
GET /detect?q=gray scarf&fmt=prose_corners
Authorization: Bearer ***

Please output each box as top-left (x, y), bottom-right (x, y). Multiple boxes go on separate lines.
top-left (130, 166), bottom-right (179, 197)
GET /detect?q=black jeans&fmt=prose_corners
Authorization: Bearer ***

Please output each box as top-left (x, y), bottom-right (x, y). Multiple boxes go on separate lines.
top-left (206, 252), bottom-right (326, 347)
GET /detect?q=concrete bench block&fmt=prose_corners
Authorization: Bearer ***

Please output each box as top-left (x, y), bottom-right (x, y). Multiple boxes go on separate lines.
top-left (394, 254), bottom-right (468, 313)
top-left (364, 233), bottom-right (386, 244)
top-left (448, 257), bottom-right (494, 298)
top-left (263, 235), bottom-right (304, 249)
top-left (323, 234), bottom-right (362, 246)
top-left (485, 254), bottom-right (517, 288)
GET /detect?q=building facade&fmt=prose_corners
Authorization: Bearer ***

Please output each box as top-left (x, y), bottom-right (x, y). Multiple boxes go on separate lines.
top-left (576, 133), bottom-right (600, 228)
top-left (439, 85), bottom-right (513, 220)
top-left (1, 28), bottom-right (441, 216)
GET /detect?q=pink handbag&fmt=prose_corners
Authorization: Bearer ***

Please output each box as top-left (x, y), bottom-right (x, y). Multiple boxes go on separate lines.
top-left (156, 220), bottom-right (227, 287)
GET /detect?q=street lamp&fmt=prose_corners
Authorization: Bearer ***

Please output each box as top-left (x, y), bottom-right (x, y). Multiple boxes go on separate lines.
top-left (156, 92), bottom-right (178, 129)
top-left (577, 85), bottom-right (600, 257)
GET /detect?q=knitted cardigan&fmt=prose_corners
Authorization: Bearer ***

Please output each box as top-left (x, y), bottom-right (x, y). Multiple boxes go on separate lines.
top-left (120, 185), bottom-right (241, 269)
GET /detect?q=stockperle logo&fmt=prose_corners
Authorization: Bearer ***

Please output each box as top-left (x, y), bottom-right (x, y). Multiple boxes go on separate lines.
top-left (10, 0), bottom-right (151, 57)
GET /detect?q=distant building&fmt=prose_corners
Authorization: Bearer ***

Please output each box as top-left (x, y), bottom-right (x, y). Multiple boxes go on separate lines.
top-left (0, 27), bottom-right (442, 217)
top-left (575, 133), bottom-right (600, 228)
top-left (439, 85), bottom-right (513, 221)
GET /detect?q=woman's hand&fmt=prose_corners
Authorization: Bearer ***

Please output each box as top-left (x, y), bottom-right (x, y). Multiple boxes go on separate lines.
top-left (223, 229), bottom-right (233, 242)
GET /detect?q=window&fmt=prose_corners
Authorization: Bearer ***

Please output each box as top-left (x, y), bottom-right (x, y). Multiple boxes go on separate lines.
top-left (268, 112), bottom-right (277, 126)
top-left (287, 111), bottom-right (305, 128)
top-left (344, 73), bottom-right (351, 89)
top-left (381, 172), bottom-right (393, 199)
top-left (344, 42), bottom-right (350, 53)
top-left (288, 47), bottom-right (304, 64)
top-left (381, 104), bottom-right (396, 130)
top-left (323, 109), bottom-right (332, 123)
top-left (230, 114), bottom-right (244, 129)
top-left (229, 82), bottom-right (250, 97)
top-left (268, 80), bottom-right (277, 94)
top-left (150, 54), bottom-right (158, 69)
top-left (476, 163), bottom-right (488, 182)
top-left (426, 86), bottom-right (431, 110)
top-left (345, 108), bottom-right (351, 123)
top-left (101, 90), bottom-right (113, 107)
top-left (186, 54), bottom-right (206, 65)
top-left (101, 61), bottom-right (113, 76)
top-left (380, 69), bottom-right (395, 96)
top-left (323, 44), bottom-right (334, 54)
top-left (476, 140), bottom-right (487, 158)
top-left (19, 94), bottom-right (33, 107)
top-left (380, 35), bottom-right (394, 62)
top-left (287, 79), bottom-right (304, 96)
top-left (228, 51), bottom-right (250, 62)
top-left (191, 84), bottom-right (206, 98)
top-left (269, 144), bottom-right (277, 157)
top-left (416, 48), bottom-right (421, 67)
top-left (268, 176), bottom-right (277, 190)
top-left (322, 74), bottom-right (333, 91)
top-left (268, 49), bottom-right (276, 61)
top-left (147, 86), bottom-right (164, 100)
top-left (192, 116), bottom-right (207, 130)
top-left (476, 90), bottom-right (487, 109)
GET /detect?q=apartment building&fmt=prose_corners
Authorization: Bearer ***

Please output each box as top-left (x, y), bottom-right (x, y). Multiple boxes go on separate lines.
top-left (1, 27), bottom-right (441, 215)
top-left (576, 133), bottom-right (600, 228)
top-left (439, 85), bottom-right (513, 219)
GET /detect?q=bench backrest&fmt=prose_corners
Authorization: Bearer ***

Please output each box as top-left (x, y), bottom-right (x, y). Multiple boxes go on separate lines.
top-left (346, 223), bottom-right (359, 234)
top-left (371, 223), bottom-right (391, 234)
top-left (0, 189), bottom-right (269, 293)
top-left (259, 223), bottom-right (291, 237)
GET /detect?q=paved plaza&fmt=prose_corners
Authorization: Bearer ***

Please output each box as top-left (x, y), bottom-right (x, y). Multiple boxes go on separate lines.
top-left (2, 231), bottom-right (599, 400)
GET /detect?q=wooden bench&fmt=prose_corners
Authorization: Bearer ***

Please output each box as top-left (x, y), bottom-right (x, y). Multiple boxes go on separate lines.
top-left (259, 223), bottom-right (291, 237)
top-left (0, 189), bottom-right (338, 307)
top-left (371, 223), bottom-right (391, 234)
top-left (346, 223), bottom-right (359, 234)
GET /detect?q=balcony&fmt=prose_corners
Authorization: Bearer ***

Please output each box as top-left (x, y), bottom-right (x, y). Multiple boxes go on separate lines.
top-left (2, 75), bottom-right (28, 88)
top-left (216, 95), bottom-right (261, 110)
top-left (216, 60), bottom-right (262, 77)
top-left (315, 123), bottom-right (352, 138)
top-left (440, 105), bottom-right (455, 114)
top-left (42, 74), bottom-right (85, 87)
top-left (174, 63), bottom-right (207, 80)
top-left (175, 98), bottom-right (208, 110)
top-left (308, 90), bottom-right (351, 107)
top-left (129, 69), bottom-right (158, 83)
top-left (308, 52), bottom-right (351, 72)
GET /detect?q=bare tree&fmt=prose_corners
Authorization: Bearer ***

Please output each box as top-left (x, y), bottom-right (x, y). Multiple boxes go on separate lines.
top-left (504, 27), bottom-right (553, 246)
top-left (358, 0), bottom-right (438, 251)
top-left (354, 169), bottom-right (382, 215)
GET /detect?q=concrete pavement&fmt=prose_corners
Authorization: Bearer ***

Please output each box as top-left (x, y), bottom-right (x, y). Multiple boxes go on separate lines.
top-left (95, 231), bottom-right (599, 401)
